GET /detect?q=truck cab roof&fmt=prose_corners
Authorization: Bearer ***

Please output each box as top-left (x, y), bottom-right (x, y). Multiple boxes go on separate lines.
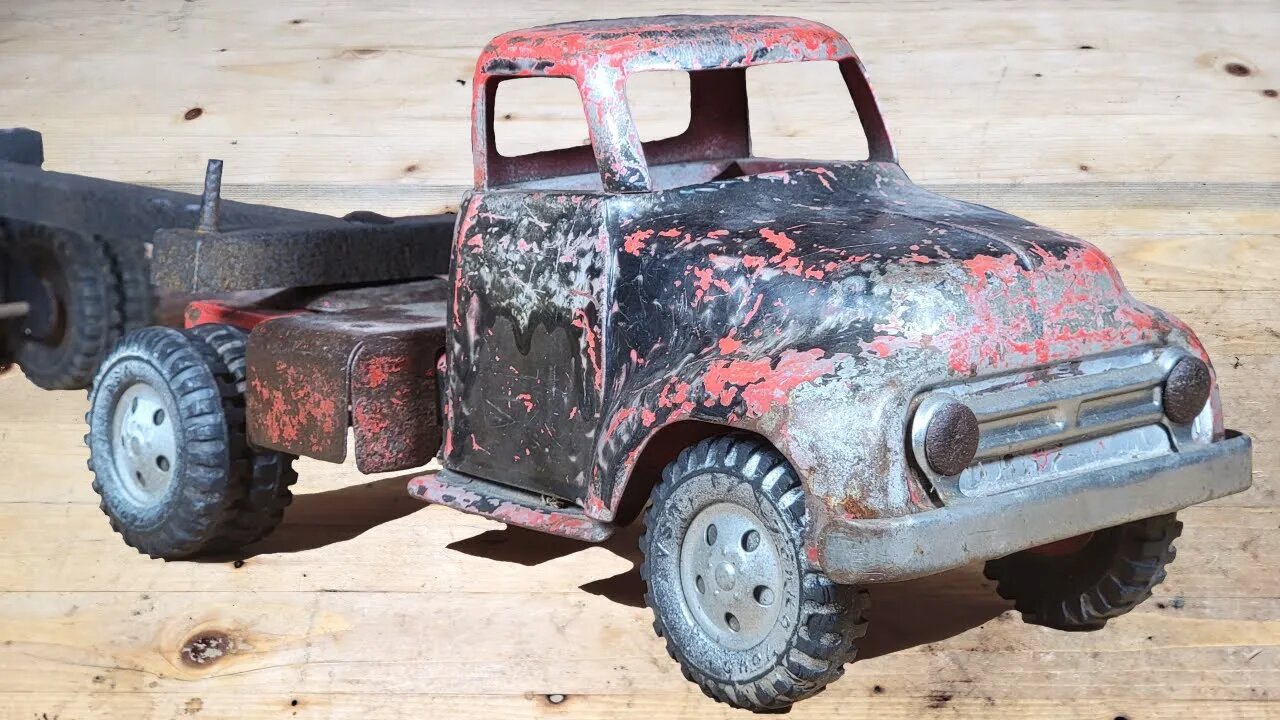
top-left (478, 15), bottom-right (855, 76)
top-left (471, 15), bottom-right (895, 192)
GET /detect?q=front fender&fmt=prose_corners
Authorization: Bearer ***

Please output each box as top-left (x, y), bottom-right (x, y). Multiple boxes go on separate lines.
top-left (589, 351), bottom-right (935, 524)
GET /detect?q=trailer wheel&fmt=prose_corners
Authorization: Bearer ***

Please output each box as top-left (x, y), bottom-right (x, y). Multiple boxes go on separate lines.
top-left (186, 323), bottom-right (298, 549)
top-left (983, 514), bottom-right (1182, 631)
top-left (640, 435), bottom-right (869, 711)
top-left (102, 235), bottom-right (155, 333)
top-left (3, 221), bottom-right (121, 389)
top-left (86, 327), bottom-right (248, 559)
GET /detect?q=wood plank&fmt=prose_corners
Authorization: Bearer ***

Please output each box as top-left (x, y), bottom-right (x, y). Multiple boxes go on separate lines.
top-left (1, 1), bottom-right (1277, 718)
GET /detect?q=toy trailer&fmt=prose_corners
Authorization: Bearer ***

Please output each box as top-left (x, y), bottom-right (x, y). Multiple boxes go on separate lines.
top-left (81, 15), bottom-right (1252, 712)
top-left (0, 129), bottom-right (454, 389)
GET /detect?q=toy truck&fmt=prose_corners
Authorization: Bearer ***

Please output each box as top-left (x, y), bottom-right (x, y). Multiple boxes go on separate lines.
top-left (75, 15), bottom-right (1252, 711)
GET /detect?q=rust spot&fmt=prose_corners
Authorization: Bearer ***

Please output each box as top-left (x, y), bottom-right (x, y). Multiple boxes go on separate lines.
top-left (179, 631), bottom-right (235, 667)
top-left (289, 18), bottom-right (305, 25)
top-left (183, 107), bottom-right (204, 121)
top-left (455, 79), bottom-right (466, 86)
top-left (1224, 62), bottom-right (1251, 76)
top-left (873, 684), bottom-right (885, 694)
top-left (1263, 89), bottom-right (1278, 98)
top-left (842, 495), bottom-right (875, 518)
top-left (183, 697), bottom-right (204, 715)
top-left (232, 559), bottom-right (245, 569)
top-left (404, 163), bottom-right (420, 173)
top-left (1078, 163), bottom-right (1090, 172)
top-left (1078, 44), bottom-right (1095, 50)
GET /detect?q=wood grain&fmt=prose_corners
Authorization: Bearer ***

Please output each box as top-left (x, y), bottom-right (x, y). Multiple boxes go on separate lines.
top-left (1, 1), bottom-right (1277, 718)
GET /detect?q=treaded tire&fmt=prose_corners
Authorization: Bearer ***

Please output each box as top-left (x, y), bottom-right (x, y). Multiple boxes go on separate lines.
top-left (5, 222), bottom-right (121, 389)
top-left (86, 326), bottom-right (248, 559)
top-left (983, 514), bottom-right (1182, 631)
top-left (101, 235), bottom-right (155, 334)
top-left (185, 323), bottom-right (298, 548)
top-left (640, 434), bottom-right (869, 711)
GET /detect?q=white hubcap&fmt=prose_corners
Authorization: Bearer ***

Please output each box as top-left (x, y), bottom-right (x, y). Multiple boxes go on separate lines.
top-left (110, 383), bottom-right (177, 504)
top-left (679, 502), bottom-right (785, 650)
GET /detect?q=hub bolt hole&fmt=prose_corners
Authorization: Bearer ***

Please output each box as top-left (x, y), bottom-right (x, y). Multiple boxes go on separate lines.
top-left (705, 524), bottom-right (717, 545)
top-left (753, 585), bottom-right (774, 606)
top-left (695, 575), bottom-right (706, 594)
top-left (724, 613), bottom-right (740, 632)
top-left (153, 409), bottom-right (165, 425)
top-left (156, 456), bottom-right (170, 472)
top-left (741, 529), bottom-right (760, 552)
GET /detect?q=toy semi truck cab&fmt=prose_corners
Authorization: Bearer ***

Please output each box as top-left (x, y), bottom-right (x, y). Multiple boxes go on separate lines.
top-left (83, 15), bottom-right (1252, 711)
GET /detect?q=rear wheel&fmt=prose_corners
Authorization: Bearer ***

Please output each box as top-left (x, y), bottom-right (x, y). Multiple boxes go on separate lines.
top-left (640, 435), bottom-right (869, 711)
top-left (186, 323), bottom-right (298, 548)
top-left (983, 514), bottom-right (1182, 630)
top-left (102, 234), bottom-right (155, 334)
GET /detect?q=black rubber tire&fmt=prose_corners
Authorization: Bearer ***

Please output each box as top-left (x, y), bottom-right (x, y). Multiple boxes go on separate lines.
top-left (86, 326), bottom-right (248, 559)
top-left (983, 514), bottom-right (1182, 631)
top-left (640, 434), bottom-right (869, 711)
top-left (101, 235), bottom-right (155, 334)
top-left (5, 222), bottom-right (121, 390)
top-left (185, 323), bottom-right (298, 548)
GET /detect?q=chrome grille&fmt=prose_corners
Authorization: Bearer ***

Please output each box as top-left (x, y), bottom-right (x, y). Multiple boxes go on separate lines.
top-left (910, 347), bottom-right (1209, 500)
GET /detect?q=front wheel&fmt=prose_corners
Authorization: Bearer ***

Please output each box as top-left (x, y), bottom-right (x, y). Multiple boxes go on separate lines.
top-left (983, 514), bottom-right (1182, 631)
top-left (86, 327), bottom-right (247, 558)
top-left (640, 435), bottom-right (869, 711)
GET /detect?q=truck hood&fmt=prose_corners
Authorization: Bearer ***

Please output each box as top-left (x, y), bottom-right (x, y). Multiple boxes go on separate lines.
top-left (610, 161), bottom-right (1181, 381)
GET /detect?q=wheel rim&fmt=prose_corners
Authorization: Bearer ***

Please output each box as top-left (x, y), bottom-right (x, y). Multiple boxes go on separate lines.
top-left (8, 241), bottom-right (64, 344)
top-left (110, 382), bottom-right (178, 505)
top-left (679, 501), bottom-right (786, 651)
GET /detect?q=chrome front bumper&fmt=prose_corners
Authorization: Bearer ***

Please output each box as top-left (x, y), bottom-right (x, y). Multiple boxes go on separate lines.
top-left (816, 430), bottom-right (1252, 584)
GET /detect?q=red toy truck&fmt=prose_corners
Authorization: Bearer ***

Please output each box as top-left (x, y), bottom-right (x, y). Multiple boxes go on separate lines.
top-left (67, 15), bottom-right (1255, 711)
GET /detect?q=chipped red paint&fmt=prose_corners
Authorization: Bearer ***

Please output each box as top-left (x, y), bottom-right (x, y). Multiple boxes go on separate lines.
top-left (472, 15), bottom-right (894, 191)
top-left (184, 299), bottom-right (299, 331)
top-left (407, 472), bottom-right (612, 542)
top-left (181, 16), bottom-right (1229, 562)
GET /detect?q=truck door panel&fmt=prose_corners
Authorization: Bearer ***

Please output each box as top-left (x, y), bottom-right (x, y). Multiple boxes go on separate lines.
top-left (445, 191), bottom-right (609, 502)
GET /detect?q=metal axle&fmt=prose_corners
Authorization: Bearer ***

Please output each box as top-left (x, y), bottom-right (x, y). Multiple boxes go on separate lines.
top-left (0, 301), bottom-right (30, 320)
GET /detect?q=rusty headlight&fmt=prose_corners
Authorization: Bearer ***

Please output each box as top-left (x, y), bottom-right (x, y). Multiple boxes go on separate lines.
top-left (1164, 357), bottom-right (1210, 424)
top-left (920, 401), bottom-right (980, 476)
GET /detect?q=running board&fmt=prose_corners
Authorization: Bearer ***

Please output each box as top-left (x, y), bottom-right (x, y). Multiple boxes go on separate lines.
top-left (407, 469), bottom-right (615, 542)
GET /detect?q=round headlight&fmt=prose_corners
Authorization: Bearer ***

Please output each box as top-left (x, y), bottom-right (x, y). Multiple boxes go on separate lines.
top-left (1164, 356), bottom-right (1210, 424)
top-left (924, 401), bottom-right (979, 476)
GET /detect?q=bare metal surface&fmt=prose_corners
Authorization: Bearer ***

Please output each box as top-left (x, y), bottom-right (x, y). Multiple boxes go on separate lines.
top-left (196, 159), bottom-right (223, 233)
top-left (0, 302), bottom-right (29, 320)
top-left (910, 348), bottom-right (1209, 500)
top-left (818, 431), bottom-right (1252, 584)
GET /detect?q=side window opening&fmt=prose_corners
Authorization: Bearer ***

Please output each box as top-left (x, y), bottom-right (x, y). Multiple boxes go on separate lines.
top-left (625, 70), bottom-right (692, 143)
top-left (493, 77), bottom-right (591, 158)
top-left (746, 61), bottom-right (869, 161)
